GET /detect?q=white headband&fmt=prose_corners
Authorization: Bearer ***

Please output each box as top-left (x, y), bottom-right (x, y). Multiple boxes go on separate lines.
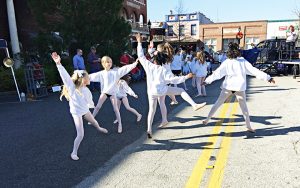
top-left (74, 70), bottom-right (85, 78)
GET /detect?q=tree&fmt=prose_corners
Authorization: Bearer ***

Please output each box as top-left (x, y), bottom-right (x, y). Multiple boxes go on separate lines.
top-left (174, 0), bottom-right (188, 46)
top-left (27, 0), bottom-right (131, 63)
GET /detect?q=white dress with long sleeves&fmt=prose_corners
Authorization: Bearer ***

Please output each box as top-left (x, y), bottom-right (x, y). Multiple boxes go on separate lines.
top-left (89, 63), bottom-right (137, 95)
top-left (57, 65), bottom-right (94, 116)
top-left (137, 43), bottom-right (188, 96)
top-left (205, 57), bottom-right (271, 91)
top-left (116, 80), bottom-right (136, 98)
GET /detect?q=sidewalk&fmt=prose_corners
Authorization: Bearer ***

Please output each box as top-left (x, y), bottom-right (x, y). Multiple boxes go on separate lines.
top-left (76, 76), bottom-right (300, 188)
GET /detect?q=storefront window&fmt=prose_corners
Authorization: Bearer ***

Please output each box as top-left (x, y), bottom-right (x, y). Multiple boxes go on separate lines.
top-left (245, 37), bottom-right (260, 49)
top-left (204, 38), bottom-right (217, 53)
top-left (222, 38), bottom-right (238, 51)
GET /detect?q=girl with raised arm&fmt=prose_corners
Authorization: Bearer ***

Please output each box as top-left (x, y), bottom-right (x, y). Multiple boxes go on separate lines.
top-left (51, 52), bottom-right (108, 161)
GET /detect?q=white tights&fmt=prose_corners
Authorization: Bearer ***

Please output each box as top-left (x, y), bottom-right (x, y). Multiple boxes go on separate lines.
top-left (93, 93), bottom-right (122, 126)
top-left (205, 89), bottom-right (251, 129)
top-left (116, 97), bottom-right (140, 118)
top-left (148, 86), bottom-right (197, 133)
top-left (192, 75), bottom-right (196, 87)
top-left (196, 77), bottom-right (206, 95)
top-left (71, 112), bottom-right (104, 158)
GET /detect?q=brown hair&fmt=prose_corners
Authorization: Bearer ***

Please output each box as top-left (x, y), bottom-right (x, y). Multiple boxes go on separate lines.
top-left (163, 42), bottom-right (174, 62)
top-left (196, 51), bottom-right (205, 64)
top-left (226, 42), bottom-right (241, 59)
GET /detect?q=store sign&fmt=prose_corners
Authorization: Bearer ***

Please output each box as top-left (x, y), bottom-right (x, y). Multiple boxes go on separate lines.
top-left (223, 28), bottom-right (239, 34)
top-left (279, 26), bottom-right (288, 31)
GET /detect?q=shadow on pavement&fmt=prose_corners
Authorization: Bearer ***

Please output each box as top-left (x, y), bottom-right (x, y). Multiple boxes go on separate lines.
top-left (135, 140), bottom-right (216, 152)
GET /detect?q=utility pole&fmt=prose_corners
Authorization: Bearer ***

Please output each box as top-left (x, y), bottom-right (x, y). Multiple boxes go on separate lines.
top-left (178, 14), bottom-right (181, 46)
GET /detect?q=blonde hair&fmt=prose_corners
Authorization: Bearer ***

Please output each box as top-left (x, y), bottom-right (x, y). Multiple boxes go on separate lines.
top-left (196, 51), bottom-right (205, 64)
top-left (101, 56), bottom-right (113, 66)
top-left (60, 70), bottom-right (89, 101)
top-left (157, 44), bottom-right (164, 52)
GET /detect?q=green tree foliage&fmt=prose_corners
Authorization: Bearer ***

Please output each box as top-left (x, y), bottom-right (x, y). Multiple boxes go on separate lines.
top-left (27, 0), bottom-right (131, 63)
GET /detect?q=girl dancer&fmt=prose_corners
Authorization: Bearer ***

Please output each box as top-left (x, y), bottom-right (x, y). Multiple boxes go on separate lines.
top-left (113, 76), bottom-right (142, 124)
top-left (194, 51), bottom-right (208, 97)
top-left (182, 55), bottom-right (192, 90)
top-left (51, 52), bottom-right (108, 161)
top-left (89, 56), bottom-right (138, 133)
top-left (170, 48), bottom-right (183, 87)
top-left (203, 43), bottom-right (275, 132)
top-left (136, 34), bottom-right (206, 138)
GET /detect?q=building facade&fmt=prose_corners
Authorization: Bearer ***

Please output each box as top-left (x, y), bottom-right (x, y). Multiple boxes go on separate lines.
top-left (165, 12), bottom-right (213, 47)
top-left (199, 20), bottom-right (268, 52)
top-left (121, 0), bottom-right (148, 34)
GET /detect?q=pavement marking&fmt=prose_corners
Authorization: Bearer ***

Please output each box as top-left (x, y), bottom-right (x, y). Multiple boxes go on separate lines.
top-left (207, 100), bottom-right (239, 188)
top-left (185, 97), bottom-right (233, 188)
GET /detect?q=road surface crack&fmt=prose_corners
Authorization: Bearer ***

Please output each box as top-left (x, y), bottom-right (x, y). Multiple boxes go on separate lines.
top-left (292, 140), bottom-right (300, 155)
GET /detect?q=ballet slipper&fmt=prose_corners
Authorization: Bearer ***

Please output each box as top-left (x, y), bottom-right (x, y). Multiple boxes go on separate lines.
top-left (158, 121), bottom-right (169, 128)
top-left (170, 101), bottom-right (178, 105)
top-left (98, 127), bottom-right (108, 134)
top-left (118, 125), bottom-right (122, 134)
top-left (193, 102), bottom-right (206, 111)
top-left (71, 153), bottom-right (79, 161)
top-left (137, 114), bottom-right (142, 122)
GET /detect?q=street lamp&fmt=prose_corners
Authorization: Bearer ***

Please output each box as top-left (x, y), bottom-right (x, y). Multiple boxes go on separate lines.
top-left (0, 39), bottom-right (21, 101)
top-left (147, 19), bottom-right (152, 42)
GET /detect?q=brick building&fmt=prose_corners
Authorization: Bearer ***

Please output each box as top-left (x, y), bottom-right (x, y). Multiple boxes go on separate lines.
top-left (199, 20), bottom-right (268, 52)
top-left (120, 0), bottom-right (148, 34)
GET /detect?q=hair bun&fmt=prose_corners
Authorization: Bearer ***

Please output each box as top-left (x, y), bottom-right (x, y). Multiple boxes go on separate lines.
top-left (228, 42), bottom-right (239, 50)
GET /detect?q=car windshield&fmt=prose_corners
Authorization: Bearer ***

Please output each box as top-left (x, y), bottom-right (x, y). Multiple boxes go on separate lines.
top-left (256, 41), bottom-right (265, 49)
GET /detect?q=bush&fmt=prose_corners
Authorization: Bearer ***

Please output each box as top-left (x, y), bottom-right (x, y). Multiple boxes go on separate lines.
top-left (43, 56), bottom-right (74, 87)
top-left (0, 66), bottom-right (26, 92)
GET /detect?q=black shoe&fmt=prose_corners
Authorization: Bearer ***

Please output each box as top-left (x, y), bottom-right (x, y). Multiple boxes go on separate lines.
top-left (147, 132), bottom-right (152, 139)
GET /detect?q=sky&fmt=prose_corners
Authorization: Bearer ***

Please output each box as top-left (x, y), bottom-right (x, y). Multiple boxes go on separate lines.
top-left (147, 0), bottom-right (300, 23)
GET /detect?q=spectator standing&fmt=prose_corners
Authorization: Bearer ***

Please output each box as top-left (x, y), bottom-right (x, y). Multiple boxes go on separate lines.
top-left (87, 46), bottom-right (101, 91)
top-left (73, 49), bottom-right (85, 70)
top-left (286, 25), bottom-right (298, 59)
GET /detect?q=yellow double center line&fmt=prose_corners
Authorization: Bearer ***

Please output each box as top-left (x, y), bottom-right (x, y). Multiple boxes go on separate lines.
top-left (185, 97), bottom-right (239, 188)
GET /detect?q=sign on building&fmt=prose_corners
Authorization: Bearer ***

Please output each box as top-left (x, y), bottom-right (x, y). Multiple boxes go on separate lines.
top-left (267, 20), bottom-right (300, 39)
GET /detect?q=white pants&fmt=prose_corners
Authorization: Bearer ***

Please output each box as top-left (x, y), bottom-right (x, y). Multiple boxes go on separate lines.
top-left (93, 93), bottom-right (122, 126)
top-left (149, 86), bottom-right (197, 133)
top-left (206, 89), bottom-right (251, 129)
top-left (196, 76), bottom-right (206, 95)
top-left (71, 112), bottom-right (103, 156)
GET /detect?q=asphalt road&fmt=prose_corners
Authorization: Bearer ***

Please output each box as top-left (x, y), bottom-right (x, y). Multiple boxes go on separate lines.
top-left (0, 78), bottom-right (205, 188)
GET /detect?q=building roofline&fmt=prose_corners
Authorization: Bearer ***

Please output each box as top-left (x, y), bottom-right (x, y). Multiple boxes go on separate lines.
top-left (200, 20), bottom-right (268, 25)
top-left (199, 19), bottom-right (299, 25)
top-left (267, 19), bottom-right (299, 22)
